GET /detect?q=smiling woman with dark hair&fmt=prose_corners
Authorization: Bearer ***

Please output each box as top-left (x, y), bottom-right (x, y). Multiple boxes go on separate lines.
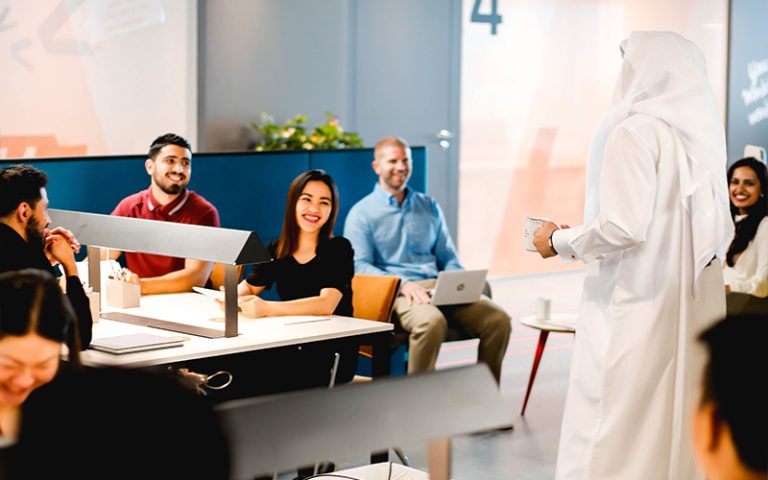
top-left (233, 169), bottom-right (357, 478)
top-left (7, 366), bottom-right (230, 479)
top-left (723, 157), bottom-right (768, 299)
top-left (237, 169), bottom-right (354, 320)
top-left (0, 273), bottom-right (228, 479)
top-left (233, 169), bottom-right (358, 384)
top-left (0, 269), bottom-right (78, 442)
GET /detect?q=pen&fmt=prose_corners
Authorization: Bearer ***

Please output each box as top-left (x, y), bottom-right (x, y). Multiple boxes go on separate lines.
top-left (284, 317), bottom-right (332, 325)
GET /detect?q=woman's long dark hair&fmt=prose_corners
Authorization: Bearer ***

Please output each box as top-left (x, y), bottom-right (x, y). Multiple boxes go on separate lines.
top-left (726, 157), bottom-right (768, 267)
top-left (275, 170), bottom-right (339, 259)
top-left (0, 268), bottom-right (80, 367)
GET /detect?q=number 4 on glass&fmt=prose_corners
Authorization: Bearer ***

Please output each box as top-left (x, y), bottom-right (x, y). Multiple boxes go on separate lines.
top-left (471, 0), bottom-right (502, 35)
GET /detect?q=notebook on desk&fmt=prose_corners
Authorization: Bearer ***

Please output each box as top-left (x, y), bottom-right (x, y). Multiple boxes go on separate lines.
top-left (430, 269), bottom-right (488, 306)
top-left (90, 333), bottom-right (186, 355)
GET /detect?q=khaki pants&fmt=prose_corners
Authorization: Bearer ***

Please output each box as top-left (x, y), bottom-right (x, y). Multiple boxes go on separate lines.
top-left (393, 279), bottom-right (512, 383)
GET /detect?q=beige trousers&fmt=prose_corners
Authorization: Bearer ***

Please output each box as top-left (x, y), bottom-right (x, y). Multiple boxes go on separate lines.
top-left (393, 279), bottom-right (511, 383)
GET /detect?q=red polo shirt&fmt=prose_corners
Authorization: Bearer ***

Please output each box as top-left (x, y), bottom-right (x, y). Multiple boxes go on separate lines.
top-left (111, 187), bottom-right (220, 279)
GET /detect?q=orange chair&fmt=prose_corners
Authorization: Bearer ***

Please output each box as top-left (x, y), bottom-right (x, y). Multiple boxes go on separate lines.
top-left (351, 274), bottom-right (401, 359)
top-left (350, 274), bottom-right (411, 465)
top-left (351, 274), bottom-right (401, 322)
top-left (354, 275), bottom-right (496, 374)
top-left (208, 263), bottom-right (244, 291)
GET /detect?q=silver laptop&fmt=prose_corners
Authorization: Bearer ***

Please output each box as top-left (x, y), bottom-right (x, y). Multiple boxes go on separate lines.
top-left (430, 269), bottom-right (488, 306)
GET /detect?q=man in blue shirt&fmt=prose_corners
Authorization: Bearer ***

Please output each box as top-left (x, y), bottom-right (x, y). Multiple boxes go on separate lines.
top-left (344, 136), bottom-right (511, 383)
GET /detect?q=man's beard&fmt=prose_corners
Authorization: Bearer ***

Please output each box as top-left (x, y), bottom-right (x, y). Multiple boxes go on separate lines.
top-left (154, 172), bottom-right (186, 195)
top-left (384, 173), bottom-right (409, 192)
top-left (159, 182), bottom-right (183, 195)
top-left (25, 216), bottom-right (45, 248)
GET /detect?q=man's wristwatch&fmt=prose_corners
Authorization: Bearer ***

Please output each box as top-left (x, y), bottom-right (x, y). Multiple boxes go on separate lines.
top-left (548, 231), bottom-right (558, 255)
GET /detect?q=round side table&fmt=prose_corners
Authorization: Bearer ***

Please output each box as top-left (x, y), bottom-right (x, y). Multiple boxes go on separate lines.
top-left (519, 314), bottom-right (576, 416)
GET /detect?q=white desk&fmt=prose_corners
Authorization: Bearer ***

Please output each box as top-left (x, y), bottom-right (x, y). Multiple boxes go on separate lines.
top-left (83, 293), bottom-right (393, 370)
top-left (83, 293), bottom-right (395, 465)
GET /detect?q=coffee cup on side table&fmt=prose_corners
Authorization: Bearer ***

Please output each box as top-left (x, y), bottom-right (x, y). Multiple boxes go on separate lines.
top-left (532, 297), bottom-right (551, 320)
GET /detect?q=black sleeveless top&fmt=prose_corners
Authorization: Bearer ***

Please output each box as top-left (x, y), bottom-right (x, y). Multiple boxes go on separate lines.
top-left (246, 236), bottom-right (354, 317)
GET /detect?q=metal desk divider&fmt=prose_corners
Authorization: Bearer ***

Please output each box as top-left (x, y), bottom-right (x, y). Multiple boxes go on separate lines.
top-left (216, 364), bottom-right (514, 479)
top-left (49, 209), bottom-right (271, 338)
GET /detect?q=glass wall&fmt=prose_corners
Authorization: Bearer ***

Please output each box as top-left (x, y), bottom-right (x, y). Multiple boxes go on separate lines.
top-left (459, 0), bottom-right (728, 277)
top-left (0, 0), bottom-right (196, 158)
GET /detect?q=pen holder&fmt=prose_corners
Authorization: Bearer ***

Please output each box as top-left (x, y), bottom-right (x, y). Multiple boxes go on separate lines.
top-left (105, 279), bottom-right (141, 308)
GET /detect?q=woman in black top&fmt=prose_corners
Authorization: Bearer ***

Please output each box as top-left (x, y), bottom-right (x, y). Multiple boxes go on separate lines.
top-left (237, 170), bottom-right (354, 318)
top-left (246, 170), bottom-right (356, 478)
top-left (0, 269), bottom-right (79, 442)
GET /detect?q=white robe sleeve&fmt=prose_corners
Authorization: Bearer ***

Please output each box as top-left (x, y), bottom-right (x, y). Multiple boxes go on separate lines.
top-left (552, 229), bottom-right (577, 262)
top-left (729, 218), bottom-right (768, 297)
top-left (558, 124), bottom-right (658, 263)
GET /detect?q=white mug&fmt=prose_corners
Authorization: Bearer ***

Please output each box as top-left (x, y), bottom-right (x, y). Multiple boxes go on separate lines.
top-left (524, 216), bottom-right (549, 252)
top-left (532, 297), bottom-right (551, 320)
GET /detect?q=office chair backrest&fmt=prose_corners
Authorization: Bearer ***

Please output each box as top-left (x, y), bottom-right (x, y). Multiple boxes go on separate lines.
top-left (351, 274), bottom-right (401, 322)
top-left (209, 263), bottom-right (245, 291)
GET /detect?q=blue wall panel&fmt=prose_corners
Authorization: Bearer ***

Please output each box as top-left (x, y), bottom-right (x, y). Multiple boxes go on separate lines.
top-left (1, 148), bottom-right (427, 244)
top-left (310, 149), bottom-right (376, 236)
top-left (192, 152), bottom-right (308, 242)
top-left (11, 157), bottom-right (149, 215)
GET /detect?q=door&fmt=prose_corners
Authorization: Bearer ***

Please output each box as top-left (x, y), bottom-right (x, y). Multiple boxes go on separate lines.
top-left (352, 0), bottom-right (462, 241)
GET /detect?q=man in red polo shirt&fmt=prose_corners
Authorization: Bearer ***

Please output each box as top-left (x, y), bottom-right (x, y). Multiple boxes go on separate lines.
top-left (110, 133), bottom-right (220, 294)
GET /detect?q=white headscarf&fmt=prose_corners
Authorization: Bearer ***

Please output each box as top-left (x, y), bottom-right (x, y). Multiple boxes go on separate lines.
top-left (584, 31), bottom-right (732, 292)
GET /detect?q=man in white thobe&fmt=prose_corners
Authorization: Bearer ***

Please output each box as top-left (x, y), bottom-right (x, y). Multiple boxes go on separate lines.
top-left (533, 32), bottom-right (733, 480)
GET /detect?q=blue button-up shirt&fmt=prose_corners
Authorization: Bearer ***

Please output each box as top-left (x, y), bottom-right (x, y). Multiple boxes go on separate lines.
top-left (344, 183), bottom-right (463, 283)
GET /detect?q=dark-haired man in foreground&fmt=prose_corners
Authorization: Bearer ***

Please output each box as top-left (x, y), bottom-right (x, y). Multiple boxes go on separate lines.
top-left (693, 315), bottom-right (766, 480)
top-left (0, 165), bottom-right (92, 348)
top-left (110, 133), bottom-right (220, 294)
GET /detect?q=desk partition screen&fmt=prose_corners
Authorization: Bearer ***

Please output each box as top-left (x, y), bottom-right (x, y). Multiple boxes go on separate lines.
top-left (49, 210), bottom-right (270, 338)
top-left (218, 364), bottom-right (514, 478)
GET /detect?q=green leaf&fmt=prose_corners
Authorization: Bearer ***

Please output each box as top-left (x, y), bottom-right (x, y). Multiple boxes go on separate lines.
top-left (260, 112), bottom-right (274, 125)
top-left (316, 124), bottom-right (337, 136)
top-left (286, 114), bottom-right (308, 125)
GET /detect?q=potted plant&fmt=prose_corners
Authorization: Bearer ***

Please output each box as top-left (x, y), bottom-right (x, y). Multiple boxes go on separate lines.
top-left (251, 113), bottom-right (363, 151)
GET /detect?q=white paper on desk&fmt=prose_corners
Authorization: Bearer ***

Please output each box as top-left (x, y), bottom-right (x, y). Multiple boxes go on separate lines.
top-left (193, 286), bottom-right (225, 301)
